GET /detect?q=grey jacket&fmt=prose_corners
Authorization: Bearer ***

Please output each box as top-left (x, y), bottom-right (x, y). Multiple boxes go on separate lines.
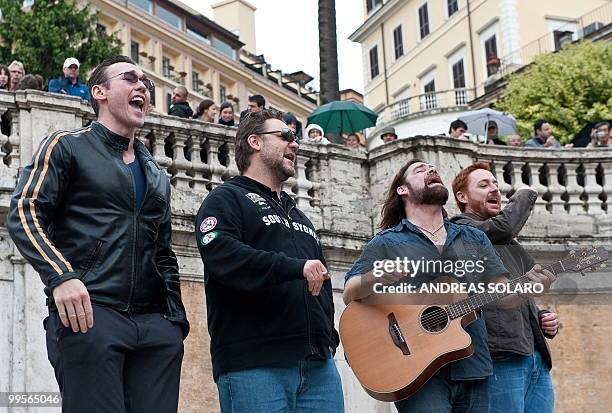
top-left (451, 189), bottom-right (556, 369)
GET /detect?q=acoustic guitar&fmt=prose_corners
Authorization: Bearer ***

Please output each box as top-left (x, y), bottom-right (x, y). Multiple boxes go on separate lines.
top-left (339, 247), bottom-right (608, 402)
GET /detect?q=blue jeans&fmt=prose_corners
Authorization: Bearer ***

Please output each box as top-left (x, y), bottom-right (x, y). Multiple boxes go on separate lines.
top-left (395, 370), bottom-right (488, 413)
top-left (216, 358), bottom-right (344, 413)
top-left (488, 351), bottom-right (554, 413)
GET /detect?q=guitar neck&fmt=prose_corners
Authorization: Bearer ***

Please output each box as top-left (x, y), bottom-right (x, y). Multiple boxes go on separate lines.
top-left (447, 261), bottom-right (564, 320)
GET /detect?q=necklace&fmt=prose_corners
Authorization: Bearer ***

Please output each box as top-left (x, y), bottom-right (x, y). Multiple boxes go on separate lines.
top-left (415, 223), bottom-right (445, 242)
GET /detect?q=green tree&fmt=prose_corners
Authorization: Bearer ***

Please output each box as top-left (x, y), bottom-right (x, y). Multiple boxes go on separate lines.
top-left (495, 40), bottom-right (612, 144)
top-left (0, 0), bottom-right (122, 86)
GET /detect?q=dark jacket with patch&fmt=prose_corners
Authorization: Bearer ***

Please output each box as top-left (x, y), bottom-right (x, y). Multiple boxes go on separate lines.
top-left (7, 121), bottom-right (189, 338)
top-left (195, 175), bottom-right (338, 380)
top-left (450, 189), bottom-right (555, 369)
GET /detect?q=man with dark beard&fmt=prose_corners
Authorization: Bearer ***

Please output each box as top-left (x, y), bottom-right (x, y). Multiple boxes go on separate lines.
top-left (342, 159), bottom-right (554, 413)
top-left (195, 109), bottom-right (343, 412)
top-left (450, 163), bottom-right (558, 413)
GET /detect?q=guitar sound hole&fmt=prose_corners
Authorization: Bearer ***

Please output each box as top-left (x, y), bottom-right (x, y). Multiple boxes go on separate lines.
top-left (420, 306), bottom-right (449, 333)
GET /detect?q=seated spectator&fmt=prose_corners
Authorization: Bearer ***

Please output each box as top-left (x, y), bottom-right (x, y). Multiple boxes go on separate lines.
top-left (17, 74), bottom-right (43, 90)
top-left (524, 119), bottom-right (562, 148)
top-left (218, 101), bottom-right (235, 126)
top-left (380, 126), bottom-right (398, 143)
top-left (448, 119), bottom-right (468, 139)
top-left (0, 65), bottom-right (10, 90)
top-left (48, 57), bottom-right (90, 102)
top-left (239, 94), bottom-right (266, 123)
top-left (283, 112), bottom-right (298, 132)
top-left (8, 61), bottom-right (24, 92)
top-left (485, 121), bottom-right (507, 145)
top-left (168, 86), bottom-right (193, 118)
top-left (586, 121), bottom-right (610, 148)
top-left (345, 133), bottom-right (360, 149)
top-left (507, 134), bottom-right (523, 147)
top-left (304, 124), bottom-right (330, 145)
top-left (193, 99), bottom-right (216, 122)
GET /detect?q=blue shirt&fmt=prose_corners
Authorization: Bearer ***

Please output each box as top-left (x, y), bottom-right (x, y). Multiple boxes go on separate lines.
top-left (48, 77), bottom-right (91, 102)
top-left (345, 218), bottom-right (509, 380)
top-left (128, 158), bottom-right (146, 209)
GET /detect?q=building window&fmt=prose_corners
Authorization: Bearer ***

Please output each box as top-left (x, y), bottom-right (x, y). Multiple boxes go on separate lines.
top-left (418, 3), bottom-right (430, 39)
top-left (393, 25), bottom-right (404, 60)
top-left (162, 57), bottom-right (171, 78)
top-left (369, 46), bottom-right (379, 79)
top-left (156, 5), bottom-right (183, 30)
top-left (192, 71), bottom-right (200, 92)
top-left (553, 30), bottom-right (573, 51)
top-left (447, 0), bottom-right (459, 17)
top-left (130, 41), bottom-right (140, 64)
top-left (452, 59), bottom-right (467, 104)
top-left (366, 0), bottom-right (383, 13)
top-left (187, 26), bottom-right (211, 45)
top-left (484, 35), bottom-right (498, 76)
top-left (423, 79), bottom-right (436, 110)
top-left (96, 23), bottom-right (107, 34)
top-left (212, 38), bottom-right (237, 59)
top-left (220, 85), bottom-right (227, 103)
top-left (128, 0), bottom-right (152, 13)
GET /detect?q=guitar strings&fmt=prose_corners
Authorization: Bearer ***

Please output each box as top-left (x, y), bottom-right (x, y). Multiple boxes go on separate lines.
top-left (416, 262), bottom-right (563, 328)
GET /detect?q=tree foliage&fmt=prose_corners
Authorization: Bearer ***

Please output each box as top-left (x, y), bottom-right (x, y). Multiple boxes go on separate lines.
top-left (495, 40), bottom-right (612, 144)
top-left (0, 0), bottom-right (122, 85)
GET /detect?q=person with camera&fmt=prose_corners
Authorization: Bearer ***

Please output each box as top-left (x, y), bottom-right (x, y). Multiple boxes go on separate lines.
top-left (586, 121), bottom-right (610, 148)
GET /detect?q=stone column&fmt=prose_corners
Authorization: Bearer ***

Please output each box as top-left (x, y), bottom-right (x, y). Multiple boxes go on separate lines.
top-left (583, 161), bottom-right (604, 215)
top-left (546, 162), bottom-right (566, 214)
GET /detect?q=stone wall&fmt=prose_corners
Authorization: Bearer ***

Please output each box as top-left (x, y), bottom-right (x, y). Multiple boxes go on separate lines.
top-left (0, 92), bottom-right (610, 412)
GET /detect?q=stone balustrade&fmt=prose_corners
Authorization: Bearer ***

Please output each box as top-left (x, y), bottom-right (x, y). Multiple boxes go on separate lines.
top-left (1, 91), bottom-right (611, 412)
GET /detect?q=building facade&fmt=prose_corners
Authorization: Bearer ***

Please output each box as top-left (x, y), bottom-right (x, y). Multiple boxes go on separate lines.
top-left (350, 0), bottom-right (611, 148)
top-left (90, 0), bottom-right (318, 124)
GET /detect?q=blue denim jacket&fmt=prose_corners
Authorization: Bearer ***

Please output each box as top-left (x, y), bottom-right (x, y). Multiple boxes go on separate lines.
top-left (345, 218), bottom-right (508, 380)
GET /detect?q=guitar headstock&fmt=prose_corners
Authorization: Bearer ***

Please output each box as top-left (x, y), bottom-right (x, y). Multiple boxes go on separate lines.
top-left (564, 247), bottom-right (608, 273)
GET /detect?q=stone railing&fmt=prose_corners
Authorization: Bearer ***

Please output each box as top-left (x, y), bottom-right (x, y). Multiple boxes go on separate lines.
top-left (374, 88), bottom-right (475, 129)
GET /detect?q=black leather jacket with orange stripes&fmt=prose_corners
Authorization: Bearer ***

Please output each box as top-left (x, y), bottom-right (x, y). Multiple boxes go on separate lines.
top-left (7, 121), bottom-right (189, 338)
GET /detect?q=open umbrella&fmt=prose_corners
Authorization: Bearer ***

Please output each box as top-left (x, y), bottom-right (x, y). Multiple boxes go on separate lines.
top-left (458, 108), bottom-right (517, 136)
top-left (307, 100), bottom-right (378, 135)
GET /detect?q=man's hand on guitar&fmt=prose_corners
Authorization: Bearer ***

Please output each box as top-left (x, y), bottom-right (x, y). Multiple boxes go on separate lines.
top-left (525, 264), bottom-right (556, 295)
top-left (375, 259), bottom-right (407, 285)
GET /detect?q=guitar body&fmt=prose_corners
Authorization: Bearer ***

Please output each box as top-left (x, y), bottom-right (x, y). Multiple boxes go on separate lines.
top-left (340, 247), bottom-right (608, 403)
top-left (340, 297), bottom-right (478, 402)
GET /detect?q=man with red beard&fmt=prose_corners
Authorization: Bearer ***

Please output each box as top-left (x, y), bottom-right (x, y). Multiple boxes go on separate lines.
top-left (343, 159), bottom-right (555, 412)
top-left (195, 109), bottom-right (343, 412)
top-left (450, 162), bottom-right (558, 413)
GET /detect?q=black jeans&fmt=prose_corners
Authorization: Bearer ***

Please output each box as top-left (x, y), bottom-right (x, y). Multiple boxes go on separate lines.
top-left (45, 304), bottom-right (184, 413)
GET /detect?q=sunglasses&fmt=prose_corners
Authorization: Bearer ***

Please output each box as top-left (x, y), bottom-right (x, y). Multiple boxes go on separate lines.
top-left (260, 128), bottom-right (298, 143)
top-left (106, 70), bottom-right (154, 92)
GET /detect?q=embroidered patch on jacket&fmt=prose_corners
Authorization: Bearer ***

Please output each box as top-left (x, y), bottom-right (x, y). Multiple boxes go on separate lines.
top-left (245, 192), bottom-right (271, 210)
top-left (199, 216), bottom-right (218, 233)
top-left (201, 231), bottom-right (219, 246)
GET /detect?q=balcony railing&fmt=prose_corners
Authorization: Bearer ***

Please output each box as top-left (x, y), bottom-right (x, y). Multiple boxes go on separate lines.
top-left (500, 2), bottom-right (611, 75)
top-left (375, 88), bottom-right (475, 127)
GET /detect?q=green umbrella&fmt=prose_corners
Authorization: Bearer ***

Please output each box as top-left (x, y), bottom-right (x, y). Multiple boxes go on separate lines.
top-left (307, 100), bottom-right (378, 135)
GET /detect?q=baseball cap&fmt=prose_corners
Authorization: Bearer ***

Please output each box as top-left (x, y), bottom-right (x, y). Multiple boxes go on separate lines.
top-left (63, 58), bottom-right (80, 69)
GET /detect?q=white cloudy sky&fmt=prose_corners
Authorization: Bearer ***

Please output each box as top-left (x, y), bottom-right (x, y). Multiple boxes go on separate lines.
top-left (181, 0), bottom-right (365, 93)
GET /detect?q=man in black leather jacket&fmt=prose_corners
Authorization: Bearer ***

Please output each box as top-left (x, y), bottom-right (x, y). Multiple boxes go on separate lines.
top-left (7, 55), bottom-right (189, 413)
top-left (451, 162), bottom-right (558, 413)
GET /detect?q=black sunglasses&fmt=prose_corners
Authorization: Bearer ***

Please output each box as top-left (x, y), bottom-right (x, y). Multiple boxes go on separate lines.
top-left (260, 128), bottom-right (299, 143)
top-left (106, 70), bottom-right (154, 92)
